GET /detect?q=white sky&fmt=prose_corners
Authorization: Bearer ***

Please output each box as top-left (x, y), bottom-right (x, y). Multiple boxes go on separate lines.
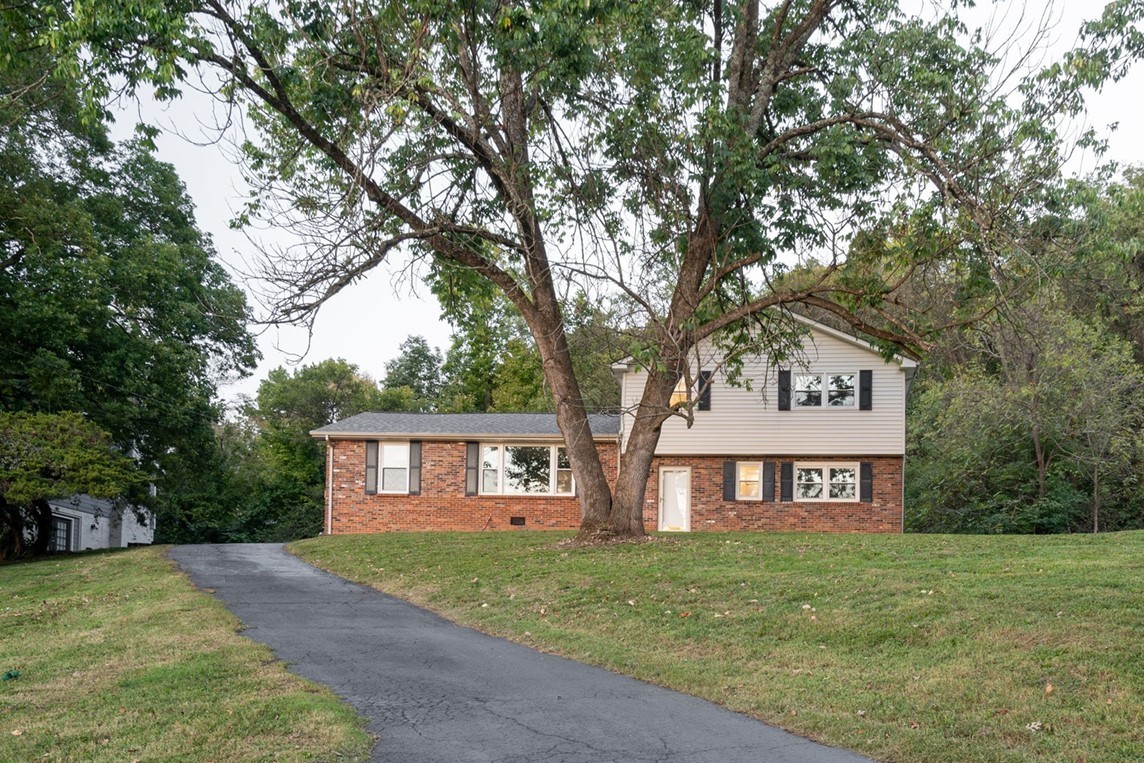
top-left (111, 1), bottom-right (1144, 404)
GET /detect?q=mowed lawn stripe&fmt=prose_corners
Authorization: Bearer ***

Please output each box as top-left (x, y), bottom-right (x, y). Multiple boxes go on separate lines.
top-left (292, 531), bottom-right (1144, 763)
top-left (0, 547), bottom-right (371, 763)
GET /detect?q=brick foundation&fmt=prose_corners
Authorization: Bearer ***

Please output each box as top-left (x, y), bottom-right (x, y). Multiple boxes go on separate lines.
top-left (327, 439), bottom-right (618, 533)
top-left (642, 455), bottom-right (903, 533)
top-left (326, 440), bottom-right (902, 534)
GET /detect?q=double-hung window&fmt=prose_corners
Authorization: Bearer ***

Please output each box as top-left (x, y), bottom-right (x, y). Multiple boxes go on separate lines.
top-left (794, 463), bottom-right (858, 501)
top-left (365, 441), bottom-right (410, 494)
top-left (736, 463), bottom-right (761, 500)
top-left (794, 373), bottom-right (856, 408)
top-left (480, 445), bottom-right (575, 495)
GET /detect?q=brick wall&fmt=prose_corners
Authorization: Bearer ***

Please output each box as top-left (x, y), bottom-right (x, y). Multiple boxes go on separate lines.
top-left (327, 440), bottom-right (901, 534)
top-left (640, 455), bottom-right (903, 533)
top-left (327, 439), bottom-right (618, 533)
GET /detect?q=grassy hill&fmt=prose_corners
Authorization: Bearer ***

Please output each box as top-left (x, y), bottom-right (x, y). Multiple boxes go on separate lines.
top-left (0, 547), bottom-right (370, 762)
top-left (293, 530), bottom-right (1144, 763)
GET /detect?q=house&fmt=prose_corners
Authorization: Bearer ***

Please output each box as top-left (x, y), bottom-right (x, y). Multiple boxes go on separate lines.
top-left (311, 315), bottom-right (915, 534)
top-left (46, 495), bottom-right (156, 552)
top-left (311, 413), bottom-right (620, 533)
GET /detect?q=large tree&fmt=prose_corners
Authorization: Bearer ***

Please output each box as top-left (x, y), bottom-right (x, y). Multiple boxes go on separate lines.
top-left (54, 0), bottom-right (1143, 536)
top-left (383, 335), bottom-right (443, 410)
top-left (0, 412), bottom-right (139, 558)
top-left (1, 1), bottom-right (258, 525)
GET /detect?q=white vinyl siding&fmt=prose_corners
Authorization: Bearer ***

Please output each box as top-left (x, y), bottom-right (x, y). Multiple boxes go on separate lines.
top-left (620, 329), bottom-right (908, 456)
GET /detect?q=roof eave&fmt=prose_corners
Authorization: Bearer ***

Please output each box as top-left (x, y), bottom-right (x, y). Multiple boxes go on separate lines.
top-left (309, 430), bottom-right (619, 441)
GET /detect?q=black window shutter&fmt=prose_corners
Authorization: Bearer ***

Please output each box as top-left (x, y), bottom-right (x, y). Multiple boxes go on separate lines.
top-left (860, 462), bottom-right (873, 502)
top-left (780, 462), bottom-right (793, 502)
top-left (778, 370), bottom-right (791, 410)
top-left (859, 370), bottom-right (873, 411)
top-left (722, 461), bottom-right (736, 501)
top-left (698, 370), bottom-right (713, 411)
top-left (408, 441), bottom-right (422, 495)
top-left (465, 442), bottom-right (479, 496)
top-left (763, 462), bottom-right (775, 502)
top-left (364, 441), bottom-right (378, 494)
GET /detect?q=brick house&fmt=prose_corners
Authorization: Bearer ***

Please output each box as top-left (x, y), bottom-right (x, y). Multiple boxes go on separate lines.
top-left (312, 315), bottom-right (915, 534)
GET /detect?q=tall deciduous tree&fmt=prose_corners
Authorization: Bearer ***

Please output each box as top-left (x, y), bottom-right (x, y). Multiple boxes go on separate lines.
top-left (1, 3), bottom-right (258, 522)
top-left (383, 336), bottom-right (443, 410)
top-left (242, 359), bottom-right (389, 539)
top-left (0, 411), bottom-right (139, 557)
top-left (54, 0), bottom-right (1143, 536)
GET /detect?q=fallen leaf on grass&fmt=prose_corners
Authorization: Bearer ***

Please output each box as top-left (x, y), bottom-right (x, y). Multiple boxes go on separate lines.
top-left (678, 611), bottom-right (691, 618)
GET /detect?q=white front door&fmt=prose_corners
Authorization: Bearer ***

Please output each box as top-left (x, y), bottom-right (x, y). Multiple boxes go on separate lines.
top-left (659, 468), bottom-right (691, 532)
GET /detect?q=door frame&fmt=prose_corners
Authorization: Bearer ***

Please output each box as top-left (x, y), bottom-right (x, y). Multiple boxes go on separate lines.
top-left (658, 466), bottom-right (692, 532)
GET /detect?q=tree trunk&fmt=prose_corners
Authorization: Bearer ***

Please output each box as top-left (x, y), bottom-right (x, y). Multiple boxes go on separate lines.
top-left (1031, 406), bottom-right (1047, 501)
top-left (1092, 470), bottom-right (1100, 534)
top-left (527, 295), bottom-right (615, 534)
top-left (0, 498), bottom-right (26, 560)
top-left (610, 369), bottom-right (680, 535)
top-left (30, 498), bottom-right (53, 556)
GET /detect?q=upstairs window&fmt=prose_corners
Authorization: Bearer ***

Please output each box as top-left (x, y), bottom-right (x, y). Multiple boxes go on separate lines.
top-left (670, 370), bottom-right (712, 410)
top-left (669, 377), bottom-right (689, 407)
top-left (794, 373), bottom-right (856, 408)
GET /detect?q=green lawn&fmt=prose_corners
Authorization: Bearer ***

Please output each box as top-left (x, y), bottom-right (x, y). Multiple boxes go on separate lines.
top-left (0, 547), bottom-right (371, 763)
top-left (292, 530), bottom-right (1144, 763)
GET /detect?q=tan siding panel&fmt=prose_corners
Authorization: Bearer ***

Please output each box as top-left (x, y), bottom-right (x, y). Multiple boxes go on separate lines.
top-left (621, 331), bottom-right (907, 456)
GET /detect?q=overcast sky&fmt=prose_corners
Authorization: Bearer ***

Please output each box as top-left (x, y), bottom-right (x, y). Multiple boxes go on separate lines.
top-left (112, 2), bottom-right (1144, 404)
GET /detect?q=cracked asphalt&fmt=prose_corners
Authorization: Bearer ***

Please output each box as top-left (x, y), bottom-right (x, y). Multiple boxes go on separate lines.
top-left (169, 543), bottom-right (874, 763)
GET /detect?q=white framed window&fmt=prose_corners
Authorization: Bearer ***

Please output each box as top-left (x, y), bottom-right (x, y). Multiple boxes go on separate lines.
top-left (794, 463), bottom-right (859, 501)
top-left (736, 462), bottom-right (762, 500)
top-left (366, 441), bottom-right (410, 494)
top-left (669, 377), bottom-right (689, 407)
top-left (480, 444), bottom-right (575, 495)
top-left (794, 373), bottom-right (856, 408)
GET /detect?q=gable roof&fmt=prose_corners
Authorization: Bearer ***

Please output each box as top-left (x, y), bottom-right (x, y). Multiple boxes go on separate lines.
top-left (310, 412), bottom-right (621, 440)
top-left (610, 311), bottom-right (918, 372)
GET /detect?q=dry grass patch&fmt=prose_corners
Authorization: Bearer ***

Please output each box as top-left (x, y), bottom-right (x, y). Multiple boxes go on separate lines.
top-left (293, 530), bottom-right (1144, 763)
top-left (0, 547), bottom-right (371, 762)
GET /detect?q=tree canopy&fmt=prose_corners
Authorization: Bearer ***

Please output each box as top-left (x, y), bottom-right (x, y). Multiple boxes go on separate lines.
top-left (0, 411), bottom-right (139, 556)
top-left (45, 0), bottom-right (1144, 536)
top-left (0, 2), bottom-right (258, 551)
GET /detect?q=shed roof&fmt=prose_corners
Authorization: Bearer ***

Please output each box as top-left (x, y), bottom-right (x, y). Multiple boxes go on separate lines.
top-left (310, 412), bottom-right (620, 440)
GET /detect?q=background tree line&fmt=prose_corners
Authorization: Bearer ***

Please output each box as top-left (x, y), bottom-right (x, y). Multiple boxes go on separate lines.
top-left (906, 170), bottom-right (1144, 534)
top-left (5, 0), bottom-right (1144, 549)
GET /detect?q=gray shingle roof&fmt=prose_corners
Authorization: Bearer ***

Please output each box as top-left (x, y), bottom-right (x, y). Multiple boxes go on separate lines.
top-left (310, 412), bottom-right (620, 439)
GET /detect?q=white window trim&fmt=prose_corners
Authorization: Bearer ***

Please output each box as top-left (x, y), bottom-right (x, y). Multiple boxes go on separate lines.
top-left (377, 440), bottom-right (411, 495)
top-left (793, 372), bottom-right (858, 410)
top-left (735, 461), bottom-right (764, 501)
top-left (479, 443), bottom-right (576, 497)
top-left (793, 461), bottom-right (860, 503)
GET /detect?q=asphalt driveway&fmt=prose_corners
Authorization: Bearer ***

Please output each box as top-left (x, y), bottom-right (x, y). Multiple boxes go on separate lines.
top-left (169, 543), bottom-right (873, 763)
